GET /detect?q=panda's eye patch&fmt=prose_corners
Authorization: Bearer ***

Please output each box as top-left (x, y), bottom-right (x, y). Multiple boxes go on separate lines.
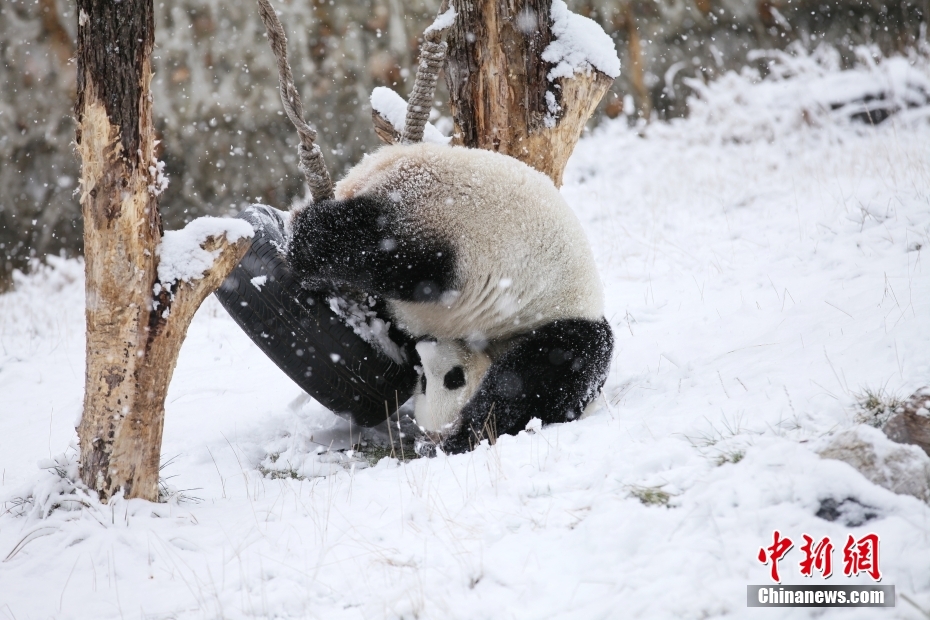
top-left (443, 366), bottom-right (466, 390)
top-left (420, 374), bottom-right (427, 393)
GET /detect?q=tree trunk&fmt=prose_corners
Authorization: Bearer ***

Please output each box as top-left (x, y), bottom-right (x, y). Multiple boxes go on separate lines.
top-left (624, 2), bottom-right (651, 121)
top-left (75, 0), bottom-right (250, 502)
top-left (444, 0), bottom-right (613, 187)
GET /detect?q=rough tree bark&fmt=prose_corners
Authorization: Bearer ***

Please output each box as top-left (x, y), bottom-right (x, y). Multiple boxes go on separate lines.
top-left (622, 2), bottom-right (651, 121)
top-left (444, 0), bottom-right (613, 187)
top-left (373, 0), bottom-right (615, 187)
top-left (75, 0), bottom-right (250, 502)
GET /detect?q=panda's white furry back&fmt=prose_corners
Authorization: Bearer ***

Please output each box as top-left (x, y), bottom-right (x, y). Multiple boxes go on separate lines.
top-left (335, 142), bottom-right (604, 343)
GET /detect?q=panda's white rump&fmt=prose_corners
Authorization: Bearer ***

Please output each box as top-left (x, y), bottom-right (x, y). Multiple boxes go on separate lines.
top-left (336, 143), bottom-right (604, 342)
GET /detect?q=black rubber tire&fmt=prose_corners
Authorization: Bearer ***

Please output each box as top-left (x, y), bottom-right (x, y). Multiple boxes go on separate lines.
top-left (214, 205), bottom-right (418, 427)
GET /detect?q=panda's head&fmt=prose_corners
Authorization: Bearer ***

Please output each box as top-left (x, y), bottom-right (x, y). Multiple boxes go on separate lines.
top-left (413, 340), bottom-right (491, 436)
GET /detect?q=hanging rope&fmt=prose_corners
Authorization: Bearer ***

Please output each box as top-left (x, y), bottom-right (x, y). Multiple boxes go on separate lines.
top-left (401, 7), bottom-right (454, 144)
top-left (257, 0), bottom-right (334, 202)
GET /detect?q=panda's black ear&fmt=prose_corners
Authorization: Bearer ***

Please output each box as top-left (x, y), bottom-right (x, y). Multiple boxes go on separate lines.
top-left (443, 366), bottom-right (466, 390)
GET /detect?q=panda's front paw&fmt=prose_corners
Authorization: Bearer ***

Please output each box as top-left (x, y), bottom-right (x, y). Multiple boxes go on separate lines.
top-left (415, 428), bottom-right (475, 456)
top-left (413, 437), bottom-right (438, 458)
top-left (438, 422), bottom-right (484, 455)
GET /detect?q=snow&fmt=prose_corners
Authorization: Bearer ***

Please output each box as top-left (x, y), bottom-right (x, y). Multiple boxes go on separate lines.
top-left (370, 86), bottom-right (451, 145)
top-left (542, 0), bottom-right (621, 80)
top-left (681, 44), bottom-right (930, 144)
top-left (2, 53), bottom-right (930, 618)
top-left (424, 7), bottom-right (456, 35)
top-left (156, 216), bottom-right (254, 285)
top-left (328, 294), bottom-right (408, 365)
top-left (370, 87), bottom-right (409, 132)
top-left (147, 157), bottom-right (169, 196)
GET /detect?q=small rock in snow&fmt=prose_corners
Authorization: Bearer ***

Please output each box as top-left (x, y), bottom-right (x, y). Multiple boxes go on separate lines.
top-left (818, 425), bottom-right (930, 504)
top-left (882, 386), bottom-right (930, 457)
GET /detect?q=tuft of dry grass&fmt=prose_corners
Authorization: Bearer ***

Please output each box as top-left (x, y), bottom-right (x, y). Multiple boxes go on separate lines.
top-left (158, 455), bottom-right (203, 503)
top-left (682, 412), bottom-right (750, 449)
top-left (715, 449), bottom-right (745, 466)
top-left (853, 386), bottom-right (904, 428)
top-left (626, 484), bottom-right (674, 507)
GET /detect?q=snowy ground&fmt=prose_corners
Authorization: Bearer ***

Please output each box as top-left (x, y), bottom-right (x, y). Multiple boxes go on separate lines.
top-left (1, 51), bottom-right (930, 619)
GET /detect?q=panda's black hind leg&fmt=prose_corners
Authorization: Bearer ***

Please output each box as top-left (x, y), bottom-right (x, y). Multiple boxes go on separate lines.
top-left (287, 194), bottom-right (458, 303)
top-left (440, 318), bottom-right (614, 454)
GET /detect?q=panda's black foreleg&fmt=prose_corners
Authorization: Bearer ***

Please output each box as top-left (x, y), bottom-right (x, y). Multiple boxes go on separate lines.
top-left (287, 195), bottom-right (458, 303)
top-left (440, 318), bottom-right (614, 454)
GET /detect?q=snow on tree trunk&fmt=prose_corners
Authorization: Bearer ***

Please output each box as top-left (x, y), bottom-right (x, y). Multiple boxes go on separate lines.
top-left (444, 0), bottom-right (618, 186)
top-left (75, 0), bottom-right (251, 502)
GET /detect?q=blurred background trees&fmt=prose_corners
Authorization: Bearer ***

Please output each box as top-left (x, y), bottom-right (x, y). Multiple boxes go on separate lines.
top-left (1, 0), bottom-right (927, 288)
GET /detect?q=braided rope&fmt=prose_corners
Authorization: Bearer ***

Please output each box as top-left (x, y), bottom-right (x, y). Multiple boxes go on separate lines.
top-left (257, 0), bottom-right (334, 202)
top-left (401, 23), bottom-right (450, 144)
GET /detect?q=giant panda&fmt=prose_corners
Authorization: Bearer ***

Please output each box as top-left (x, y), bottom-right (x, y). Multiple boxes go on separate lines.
top-left (287, 142), bottom-right (613, 454)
